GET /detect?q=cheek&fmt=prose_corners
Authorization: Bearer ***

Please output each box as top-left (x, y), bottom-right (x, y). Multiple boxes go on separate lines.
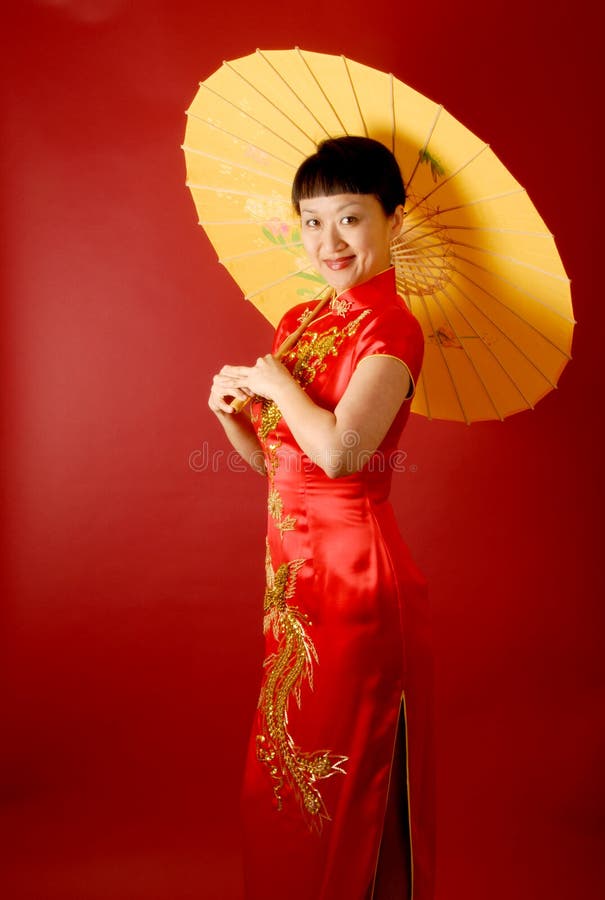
top-left (301, 234), bottom-right (318, 257)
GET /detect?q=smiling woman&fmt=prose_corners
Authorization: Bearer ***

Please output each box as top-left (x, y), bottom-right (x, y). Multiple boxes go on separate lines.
top-left (208, 137), bottom-right (434, 900)
top-left (293, 137), bottom-right (406, 294)
top-left (298, 193), bottom-right (403, 293)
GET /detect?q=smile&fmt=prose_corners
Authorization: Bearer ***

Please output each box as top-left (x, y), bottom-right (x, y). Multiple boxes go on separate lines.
top-left (324, 256), bottom-right (355, 270)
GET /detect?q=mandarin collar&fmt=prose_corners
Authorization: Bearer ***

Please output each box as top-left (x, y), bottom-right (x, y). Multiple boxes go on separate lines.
top-left (330, 267), bottom-right (400, 314)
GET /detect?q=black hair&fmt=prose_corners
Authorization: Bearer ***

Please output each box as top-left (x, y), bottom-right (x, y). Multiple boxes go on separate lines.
top-left (291, 136), bottom-right (406, 216)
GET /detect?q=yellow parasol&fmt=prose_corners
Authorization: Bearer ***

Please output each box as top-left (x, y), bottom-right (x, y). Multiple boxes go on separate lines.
top-left (182, 48), bottom-right (574, 423)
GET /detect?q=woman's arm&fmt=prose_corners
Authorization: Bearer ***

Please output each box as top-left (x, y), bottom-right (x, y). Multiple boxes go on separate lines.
top-left (208, 367), bottom-right (266, 475)
top-left (225, 354), bottom-right (410, 478)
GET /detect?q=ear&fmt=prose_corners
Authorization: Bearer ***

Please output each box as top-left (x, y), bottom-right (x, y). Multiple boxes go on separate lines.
top-left (389, 204), bottom-right (405, 238)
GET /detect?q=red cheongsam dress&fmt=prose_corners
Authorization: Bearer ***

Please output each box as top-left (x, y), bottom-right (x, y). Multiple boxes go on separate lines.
top-left (241, 267), bottom-right (435, 900)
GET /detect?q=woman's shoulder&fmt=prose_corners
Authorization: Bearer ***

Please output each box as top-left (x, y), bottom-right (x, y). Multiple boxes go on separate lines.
top-left (352, 297), bottom-right (425, 381)
top-left (365, 295), bottom-right (424, 342)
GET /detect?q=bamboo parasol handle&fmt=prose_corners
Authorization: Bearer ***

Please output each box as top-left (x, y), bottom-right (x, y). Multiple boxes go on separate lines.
top-left (229, 290), bottom-right (332, 413)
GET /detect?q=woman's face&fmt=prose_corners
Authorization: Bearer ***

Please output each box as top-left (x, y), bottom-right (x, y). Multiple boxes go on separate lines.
top-left (299, 192), bottom-right (404, 293)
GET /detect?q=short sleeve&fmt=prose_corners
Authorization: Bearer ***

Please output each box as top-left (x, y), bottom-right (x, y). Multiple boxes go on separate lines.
top-left (351, 306), bottom-right (425, 399)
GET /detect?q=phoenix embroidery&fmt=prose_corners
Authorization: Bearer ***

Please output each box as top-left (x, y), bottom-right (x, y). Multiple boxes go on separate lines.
top-left (256, 543), bottom-right (348, 829)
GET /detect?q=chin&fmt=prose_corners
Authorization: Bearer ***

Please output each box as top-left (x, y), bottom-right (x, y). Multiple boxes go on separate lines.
top-left (324, 269), bottom-right (362, 292)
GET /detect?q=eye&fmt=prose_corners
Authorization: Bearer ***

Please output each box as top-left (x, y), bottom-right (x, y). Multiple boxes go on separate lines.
top-left (303, 218), bottom-right (320, 228)
top-left (341, 215), bottom-right (358, 225)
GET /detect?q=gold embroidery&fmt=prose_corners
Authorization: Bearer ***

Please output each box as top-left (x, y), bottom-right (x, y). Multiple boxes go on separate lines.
top-left (257, 543), bottom-right (348, 829)
top-left (265, 443), bottom-right (280, 481)
top-left (256, 311), bottom-right (371, 443)
top-left (251, 311), bottom-right (370, 825)
top-left (268, 488), bottom-right (296, 537)
top-left (297, 306), bottom-right (314, 326)
top-left (289, 310), bottom-right (371, 386)
top-left (258, 398), bottom-right (282, 441)
top-left (267, 488), bottom-right (283, 520)
top-left (329, 295), bottom-right (353, 317)
top-left (277, 517), bottom-right (297, 538)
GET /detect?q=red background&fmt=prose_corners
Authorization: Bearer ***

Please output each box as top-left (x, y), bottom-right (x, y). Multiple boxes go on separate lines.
top-left (1, 2), bottom-right (603, 898)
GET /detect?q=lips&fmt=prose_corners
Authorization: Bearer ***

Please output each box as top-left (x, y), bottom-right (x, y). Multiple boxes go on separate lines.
top-left (324, 255), bottom-right (355, 270)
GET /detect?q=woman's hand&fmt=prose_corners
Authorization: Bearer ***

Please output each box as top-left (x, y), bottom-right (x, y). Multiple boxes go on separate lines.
top-left (221, 355), bottom-right (294, 404)
top-left (207, 363), bottom-right (267, 475)
top-left (208, 364), bottom-right (253, 415)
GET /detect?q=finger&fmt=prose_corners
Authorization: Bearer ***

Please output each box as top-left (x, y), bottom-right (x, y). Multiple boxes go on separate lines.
top-left (214, 374), bottom-right (247, 390)
top-left (212, 386), bottom-right (249, 403)
top-left (208, 397), bottom-right (233, 414)
top-left (213, 394), bottom-right (242, 414)
top-left (221, 365), bottom-right (252, 377)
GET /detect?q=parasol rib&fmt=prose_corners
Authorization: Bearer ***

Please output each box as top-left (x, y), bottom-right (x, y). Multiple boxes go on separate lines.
top-left (449, 238), bottom-right (571, 282)
top-left (419, 257), bottom-right (539, 409)
top-left (428, 272), bottom-right (555, 414)
top-left (181, 144), bottom-right (292, 186)
top-left (198, 218), bottom-right (294, 226)
top-left (186, 182), bottom-right (293, 206)
top-left (421, 287), bottom-right (506, 420)
top-left (389, 74), bottom-right (395, 154)
top-left (414, 286), bottom-right (471, 424)
top-left (408, 254), bottom-right (511, 417)
top-left (254, 49), bottom-right (332, 140)
top-left (295, 47), bottom-right (349, 135)
top-left (396, 221), bottom-right (556, 249)
top-left (443, 224), bottom-right (554, 239)
top-left (195, 82), bottom-right (313, 157)
top-left (395, 221), bottom-right (448, 245)
top-left (396, 233), bottom-right (568, 287)
top-left (341, 55), bottom-right (369, 137)
top-left (222, 59), bottom-right (321, 149)
top-left (393, 237), bottom-right (453, 257)
top-left (415, 371), bottom-right (432, 419)
top-left (401, 189), bottom-right (528, 238)
top-left (406, 144), bottom-right (492, 215)
top-left (405, 105), bottom-right (443, 194)
top-left (403, 251), bottom-right (472, 421)
top-left (398, 203), bottom-right (574, 323)
top-left (244, 264), bottom-right (325, 300)
top-left (185, 111), bottom-right (298, 170)
top-left (450, 252), bottom-right (575, 329)
top-left (444, 276), bottom-right (557, 390)
top-left (440, 290), bottom-right (535, 410)
top-left (448, 263), bottom-right (569, 369)
top-left (219, 242), bottom-right (304, 263)
top-left (421, 188), bottom-right (527, 218)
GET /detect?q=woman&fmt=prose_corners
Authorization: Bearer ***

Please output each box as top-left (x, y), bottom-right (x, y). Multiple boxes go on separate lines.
top-left (209, 137), bottom-right (435, 900)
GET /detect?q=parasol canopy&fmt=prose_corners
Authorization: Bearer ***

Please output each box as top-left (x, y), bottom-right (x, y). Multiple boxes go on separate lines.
top-left (182, 48), bottom-right (574, 423)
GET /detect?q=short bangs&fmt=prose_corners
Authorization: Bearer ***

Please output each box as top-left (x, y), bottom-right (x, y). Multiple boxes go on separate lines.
top-left (292, 136), bottom-right (406, 216)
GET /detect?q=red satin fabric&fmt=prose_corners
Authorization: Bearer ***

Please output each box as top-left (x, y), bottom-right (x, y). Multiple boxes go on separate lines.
top-left (242, 269), bottom-right (435, 899)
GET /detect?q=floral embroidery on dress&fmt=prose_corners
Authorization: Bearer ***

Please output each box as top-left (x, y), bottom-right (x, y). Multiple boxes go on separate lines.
top-left (297, 306), bottom-right (314, 326)
top-left (288, 310), bottom-right (371, 385)
top-left (329, 295), bottom-right (353, 317)
top-left (268, 488), bottom-right (296, 538)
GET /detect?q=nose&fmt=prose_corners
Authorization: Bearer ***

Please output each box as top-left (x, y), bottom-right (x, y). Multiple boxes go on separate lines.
top-left (323, 223), bottom-right (347, 254)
